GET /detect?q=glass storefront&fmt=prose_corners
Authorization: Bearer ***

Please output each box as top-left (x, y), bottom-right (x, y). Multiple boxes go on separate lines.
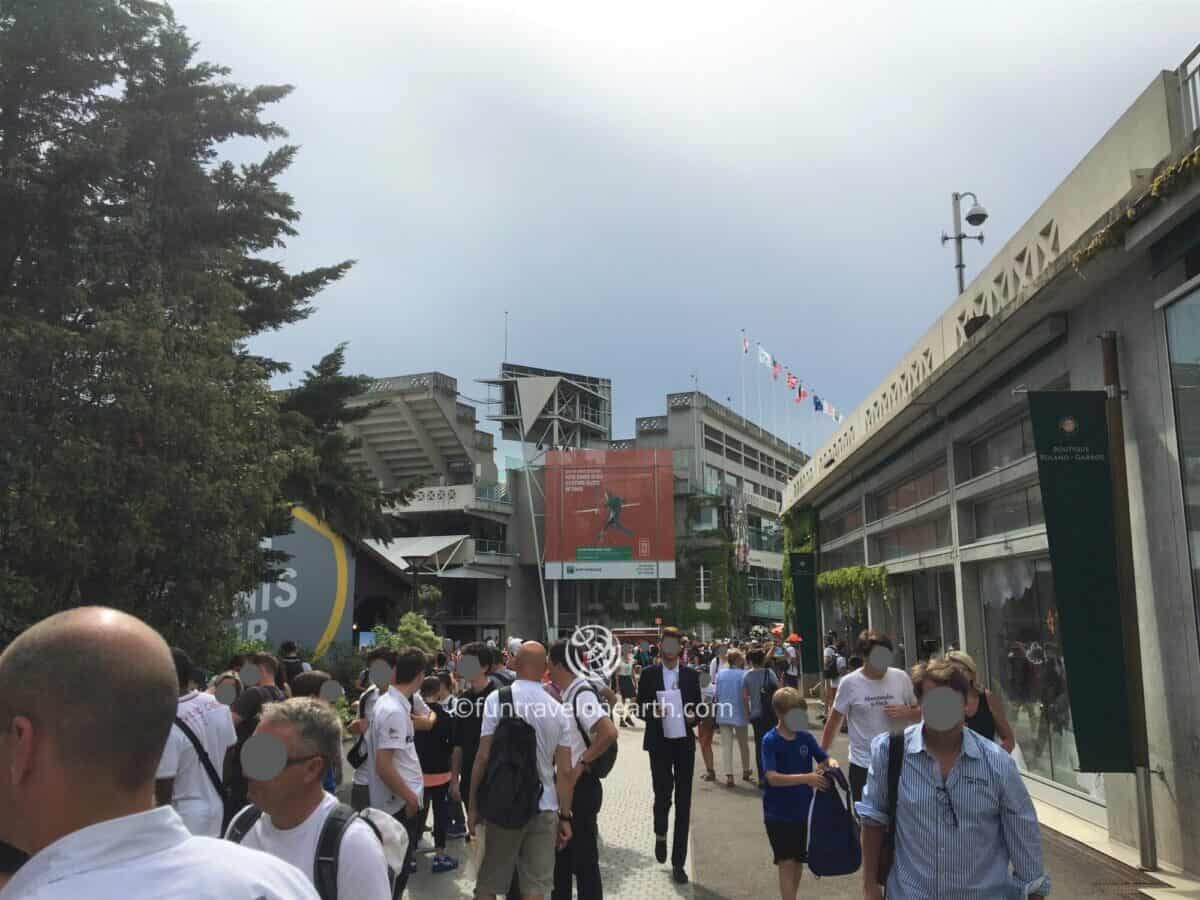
top-left (1165, 284), bottom-right (1200, 652)
top-left (979, 557), bottom-right (1104, 804)
top-left (911, 570), bottom-right (960, 660)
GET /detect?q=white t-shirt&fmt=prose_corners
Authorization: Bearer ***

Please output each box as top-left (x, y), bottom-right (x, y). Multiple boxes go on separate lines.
top-left (368, 686), bottom-right (424, 814)
top-left (481, 679), bottom-right (570, 812)
top-left (823, 645), bottom-right (836, 670)
top-left (785, 644), bottom-right (799, 676)
top-left (232, 793), bottom-right (390, 900)
top-left (561, 678), bottom-right (607, 768)
top-left (832, 668), bottom-right (917, 768)
top-left (0, 806), bottom-right (317, 900)
top-left (155, 691), bottom-right (237, 837)
top-left (351, 686), bottom-right (379, 788)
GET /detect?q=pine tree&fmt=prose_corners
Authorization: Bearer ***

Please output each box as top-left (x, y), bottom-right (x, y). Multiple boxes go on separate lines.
top-left (0, 2), bottom-right (380, 654)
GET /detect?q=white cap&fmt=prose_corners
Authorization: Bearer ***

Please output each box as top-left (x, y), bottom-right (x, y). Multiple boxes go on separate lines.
top-left (507, 637), bottom-right (523, 656)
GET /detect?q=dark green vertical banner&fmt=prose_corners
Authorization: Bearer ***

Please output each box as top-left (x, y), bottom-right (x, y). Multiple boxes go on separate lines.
top-left (1028, 391), bottom-right (1133, 772)
top-left (790, 552), bottom-right (820, 674)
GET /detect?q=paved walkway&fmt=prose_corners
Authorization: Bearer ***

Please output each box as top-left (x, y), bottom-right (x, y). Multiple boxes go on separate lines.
top-left (396, 719), bottom-right (692, 899)
top-left (344, 719), bottom-right (1163, 898)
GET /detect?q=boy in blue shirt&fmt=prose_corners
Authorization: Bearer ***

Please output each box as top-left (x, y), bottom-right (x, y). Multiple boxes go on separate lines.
top-left (761, 687), bottom-right (834, 900)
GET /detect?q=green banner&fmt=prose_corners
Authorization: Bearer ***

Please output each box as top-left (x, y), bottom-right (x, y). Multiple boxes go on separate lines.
top-left (790, 552), bottom-right (821, 674)
top-left (1028, 391), bottom-right (1133, 772)
top-left (576, 546), bottom-right (633, 561)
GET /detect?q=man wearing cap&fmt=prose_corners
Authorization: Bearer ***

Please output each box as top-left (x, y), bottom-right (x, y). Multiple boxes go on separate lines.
top-left (636, 626), bottom-right (702, 885)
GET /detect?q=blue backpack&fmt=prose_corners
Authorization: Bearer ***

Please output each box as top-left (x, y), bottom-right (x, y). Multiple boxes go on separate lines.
top-left (805, 766), bottom-right (862, 877)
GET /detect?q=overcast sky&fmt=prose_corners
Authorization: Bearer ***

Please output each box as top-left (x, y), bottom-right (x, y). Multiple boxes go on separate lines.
top-left (175, 0), bottom-right (1197, 456)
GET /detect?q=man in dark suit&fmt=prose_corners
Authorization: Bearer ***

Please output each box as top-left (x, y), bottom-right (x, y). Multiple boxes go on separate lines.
top-left (636, 626), bottom-right (702, 885)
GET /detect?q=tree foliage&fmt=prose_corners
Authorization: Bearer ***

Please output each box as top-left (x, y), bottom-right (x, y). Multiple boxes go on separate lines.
top-left (279, 344), bottom-right (404, 544)
top-left (0, 2), bottom-right (382, 657)
top-left (373, 614), bottom-right (442, 655)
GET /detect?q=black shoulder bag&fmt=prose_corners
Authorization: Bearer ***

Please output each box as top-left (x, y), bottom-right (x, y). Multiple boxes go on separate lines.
top-left (570, 685), bottom-right (618, 779)
top-left (174, 716), bottom-right (226, 801)
top-left (875, 733), bottom-right (905, 886)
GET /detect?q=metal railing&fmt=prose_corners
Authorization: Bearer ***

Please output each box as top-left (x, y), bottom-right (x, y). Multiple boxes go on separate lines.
top-left (747, 528), bottom-right (785, 553)
top-left (1182, 44), bottom-right (1200, 137)
top-left (475, 483), bottom-right (512, 504)
top-left (474, 538), bottom-right (513, 555)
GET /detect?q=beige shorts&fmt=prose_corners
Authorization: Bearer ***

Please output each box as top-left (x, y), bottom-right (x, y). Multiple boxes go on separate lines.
top-left (475, 811), bottom-right (558, 896)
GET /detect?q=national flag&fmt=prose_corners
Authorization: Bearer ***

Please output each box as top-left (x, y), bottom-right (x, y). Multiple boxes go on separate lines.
top-left (786, 372), bottom-right (798, 390)
top-left (793, 387), bottom-right (803, 404)
top-left (742, 334), bottom-right (750, 354)
top-left (772, 361), bottom-right (781, 380)
top-left (758, 345), bottom-right (772, 368)
top-left (813, 395), bottom-right (824, 413)
top-left (797, 382), bottom-right (810, 401)
top-left (835, 411), bottom-right (845, 424)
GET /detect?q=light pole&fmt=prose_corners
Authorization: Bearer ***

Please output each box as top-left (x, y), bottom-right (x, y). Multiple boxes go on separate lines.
top-left (941, 191), bottom-right (989, 295)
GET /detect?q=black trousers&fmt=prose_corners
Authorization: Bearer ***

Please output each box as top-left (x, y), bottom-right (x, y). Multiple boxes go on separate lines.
top-left (648, 738), bottom-right (695, 868)
top-left (553, 773), bottom-right (603, 900)
top-left (849, 763), bottom-right (869, 804)
top-left (392, 807), bottom-right (422, 900)
top-left (422, 782), bottom-right (450, 849)
top-left (751, 717), bottom-right (773, 785)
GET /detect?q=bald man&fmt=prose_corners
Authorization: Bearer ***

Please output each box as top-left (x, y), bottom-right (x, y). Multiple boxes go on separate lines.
top-left (0, 607), bottom-right (319, 899)
top-left (469, 642), bottom-right (576, 900)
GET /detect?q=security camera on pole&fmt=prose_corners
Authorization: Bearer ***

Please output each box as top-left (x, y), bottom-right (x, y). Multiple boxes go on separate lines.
top-left (940, 191), bottom-right (989, 295)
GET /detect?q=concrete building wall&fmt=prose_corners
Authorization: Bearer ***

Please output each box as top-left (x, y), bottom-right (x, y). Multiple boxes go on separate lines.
top-left (808, 240), bottom-right (1200, 869)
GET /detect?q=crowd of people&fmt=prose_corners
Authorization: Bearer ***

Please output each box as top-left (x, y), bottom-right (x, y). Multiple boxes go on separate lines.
top-left (0, 609), bottom-right (1051, 899)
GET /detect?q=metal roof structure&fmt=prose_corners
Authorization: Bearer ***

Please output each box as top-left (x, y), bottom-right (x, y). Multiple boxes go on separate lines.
top-left (344, 372), bottom-right (497, 489)
top-left (480, 362), bottom-right (612, 448)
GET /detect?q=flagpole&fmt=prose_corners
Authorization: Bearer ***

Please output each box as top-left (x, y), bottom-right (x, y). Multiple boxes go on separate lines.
top-left (755, 346), bottom-right (763, 428)
top-left (741, 329), bottom-right (747, 422)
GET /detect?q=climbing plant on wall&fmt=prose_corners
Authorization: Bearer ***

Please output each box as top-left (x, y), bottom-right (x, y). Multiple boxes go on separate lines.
top-left (781, 505), bottom-right (816, 626)
top-left (816, 565), bottom-right (889, 619)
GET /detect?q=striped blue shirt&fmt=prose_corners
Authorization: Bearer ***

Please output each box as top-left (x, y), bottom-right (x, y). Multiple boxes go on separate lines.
top-left (856, 724), bottom-right (1051, 899)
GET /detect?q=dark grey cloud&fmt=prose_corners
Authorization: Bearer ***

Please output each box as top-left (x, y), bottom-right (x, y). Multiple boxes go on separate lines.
top-left (174, 0), bottom-right (1198, 450)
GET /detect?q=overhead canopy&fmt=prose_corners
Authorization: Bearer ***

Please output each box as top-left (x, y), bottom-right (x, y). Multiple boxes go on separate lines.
top-left (437, 565), bottom-right (505, 581)
top-left (363, 534), bottom-right (472, 574)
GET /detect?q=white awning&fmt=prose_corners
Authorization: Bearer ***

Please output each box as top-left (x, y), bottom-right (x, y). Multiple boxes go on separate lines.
top-left (363, 535), bottom-right (472, 574)
top-left (437, 566), bottom-right (505, 581)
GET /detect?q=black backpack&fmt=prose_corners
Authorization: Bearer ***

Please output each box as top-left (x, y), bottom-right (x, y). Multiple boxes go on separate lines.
top-left (227, 802), bottom-right (389, 900)
top-left (568, 684), bottom-right (618, 779)
top-left (478, 686), bottom-right (543, 828)
top-left (282, 656), bottom-right (306, 688)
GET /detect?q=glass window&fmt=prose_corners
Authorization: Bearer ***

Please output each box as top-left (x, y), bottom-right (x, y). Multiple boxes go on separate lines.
top-left (822, 503), bottom-right (864, 542)
top-left (970, 418), bottom-right (1033, 477)
top-left (818, 541), bottom-right (865, 573)
top-left (869, 463), bottom-right (949, 521)
top-left (972, 485), bottom-right (1045, 540)
top-left (704, 465), bottom-right (722, 496)
top-left (1166, 287), bottom-right (1200, 650)
top-left (912, 573), bottom-right (940, 661)
top-left (980, 558), bottom-right (1101, 803)
top-left (875, 514), bottom-right (951, 562)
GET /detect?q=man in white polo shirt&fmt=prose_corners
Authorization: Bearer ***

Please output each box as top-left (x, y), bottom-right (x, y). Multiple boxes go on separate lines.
top-left (367, 646), bottom-right (429, 897)
top-left (0, 607), bottom-right (317, 899)
top-left (155, 647), bottom-right (237, 836)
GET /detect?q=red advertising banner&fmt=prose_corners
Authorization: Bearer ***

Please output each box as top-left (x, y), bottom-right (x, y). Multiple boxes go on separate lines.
top-left (544, 449), bottom-right (676, 580)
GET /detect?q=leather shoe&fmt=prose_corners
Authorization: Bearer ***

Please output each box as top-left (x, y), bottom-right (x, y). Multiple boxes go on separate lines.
top-left (672, 867), bottom-right (689, 884)
top-left (654, 837), bottom-right (667, 864)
